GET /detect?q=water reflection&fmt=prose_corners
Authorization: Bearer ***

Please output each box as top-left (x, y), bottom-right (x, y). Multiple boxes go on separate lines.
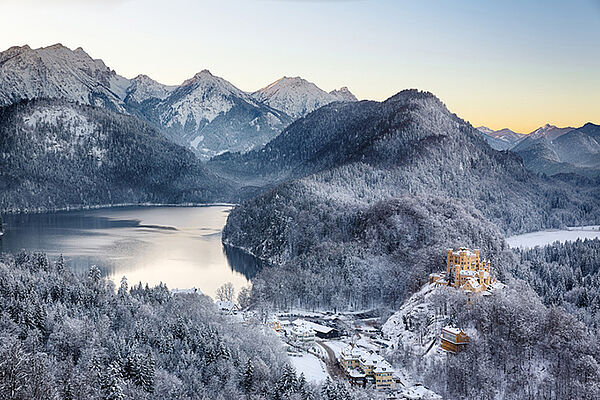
top-left (223, 244), bottom-right (264, 280)
top-left (0, 206), bottom-right (257, 298)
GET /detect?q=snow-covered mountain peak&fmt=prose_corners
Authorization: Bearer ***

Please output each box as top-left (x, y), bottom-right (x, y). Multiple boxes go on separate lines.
top-left (476, 126), bottom-right (494, 134)
top-left (252, 76), bottom-right (354, 119)
top-left (125, 74), bottom-right (176, 103)
top-left (329, 86), bottom-right (358, 102)
top-left (0, 43), bottom-right (131, 110)
top-left (528, 124), bottom-right (574, 141)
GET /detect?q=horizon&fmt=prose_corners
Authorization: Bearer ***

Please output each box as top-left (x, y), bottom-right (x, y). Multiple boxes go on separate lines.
top-left (1, 0), bottom-right (599, 132)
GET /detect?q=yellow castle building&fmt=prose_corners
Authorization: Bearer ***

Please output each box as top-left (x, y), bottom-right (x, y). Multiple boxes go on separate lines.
top-left (430, 247), bottom-right (497, 293)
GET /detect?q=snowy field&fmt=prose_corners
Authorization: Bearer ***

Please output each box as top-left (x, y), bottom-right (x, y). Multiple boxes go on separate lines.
top-left (288, 352), bottom-right (329, 383)
top-left (506, 225), bottom-right (600, 249)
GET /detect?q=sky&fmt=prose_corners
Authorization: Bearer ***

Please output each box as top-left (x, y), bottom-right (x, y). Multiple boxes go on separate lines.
top-left (0, 0), bottom-right (598, 133)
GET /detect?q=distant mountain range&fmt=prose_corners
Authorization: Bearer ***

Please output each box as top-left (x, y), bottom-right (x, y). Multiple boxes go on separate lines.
top-left (477, 124), bottom-right (600, 177)
top-left (0, 44), bottom-right (357, 159)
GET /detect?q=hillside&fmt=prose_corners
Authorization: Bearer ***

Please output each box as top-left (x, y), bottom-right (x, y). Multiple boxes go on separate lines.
top-left (382, 281), bottom-right (600, 399)
top-left (512, 123), bottom-right (600, 178)
top-left (0, 99), bottom-right (232, 212)
top-left (220, 90), bottom-right (600, 309)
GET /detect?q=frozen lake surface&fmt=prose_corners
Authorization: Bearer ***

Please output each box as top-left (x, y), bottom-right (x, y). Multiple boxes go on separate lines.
top-left (0, 206), bottom-right (259, 297)
top-left (506, 225), bottom-right (600, 249)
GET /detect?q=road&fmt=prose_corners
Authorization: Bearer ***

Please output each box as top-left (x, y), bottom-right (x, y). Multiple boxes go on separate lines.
top-left (316, 340), bottom-right (346, 379)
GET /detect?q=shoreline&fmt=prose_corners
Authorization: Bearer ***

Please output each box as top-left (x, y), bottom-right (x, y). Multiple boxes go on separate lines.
top-left (0, 202), bottom-right (238, 215)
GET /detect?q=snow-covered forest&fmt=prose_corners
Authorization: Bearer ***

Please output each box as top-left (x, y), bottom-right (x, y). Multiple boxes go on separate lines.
top-left (387, 282), bottom-right (600, 399)
top-left (0, 100), bottom-right (231, 212)
top-left (512, 238), bottom-right (600, 329)
top-left (0, 252), bottom-right (378, 400)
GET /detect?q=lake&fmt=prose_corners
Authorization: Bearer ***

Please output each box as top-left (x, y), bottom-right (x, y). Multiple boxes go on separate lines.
top-left (0, 206), bottom-right (260, 298)
top-left (506, 225), bottom-right (600, 249)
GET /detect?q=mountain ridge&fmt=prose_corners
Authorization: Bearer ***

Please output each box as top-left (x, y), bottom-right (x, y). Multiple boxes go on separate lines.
top-left (0, 43), bottom-right (357, 158)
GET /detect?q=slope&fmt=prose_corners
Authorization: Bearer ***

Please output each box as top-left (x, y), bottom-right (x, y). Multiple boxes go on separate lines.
top-left (0, 99), bottom-right (232, 212)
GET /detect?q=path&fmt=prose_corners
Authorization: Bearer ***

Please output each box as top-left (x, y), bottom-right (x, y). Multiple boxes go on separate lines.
top-left (316, 340), bottom-right (346, 379)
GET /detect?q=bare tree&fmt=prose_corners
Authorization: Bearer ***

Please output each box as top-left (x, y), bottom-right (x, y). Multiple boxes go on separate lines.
top-left (216, 282), bottom-right (235, 302)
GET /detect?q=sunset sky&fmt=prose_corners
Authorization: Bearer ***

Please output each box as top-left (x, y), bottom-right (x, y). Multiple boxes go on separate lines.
top-left (1, 0), bottom-right (598, 133)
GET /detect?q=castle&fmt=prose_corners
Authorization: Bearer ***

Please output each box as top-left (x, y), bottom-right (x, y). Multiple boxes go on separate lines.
top-left (429, 247), bottom-right (496, 293)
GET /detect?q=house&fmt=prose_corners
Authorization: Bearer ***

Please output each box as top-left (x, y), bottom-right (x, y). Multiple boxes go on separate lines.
top-left (340, 345), bottom-right (363, 370)
top-left (214, 300), bottom-right (239, 315)
top-left (339, 345), bottom-right (396, 389)
top-left (373, 360), bottom-right (396, 390)
top-left (292, 319), bottom-right (339, 339)
top-left (288, 324), bottom-right (315, 349)
top-left (347, 368), bottom-right (366, 386)
top-left (440, 326), bottom-right (469, 353)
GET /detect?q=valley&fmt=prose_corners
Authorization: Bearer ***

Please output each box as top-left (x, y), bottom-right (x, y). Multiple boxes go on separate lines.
top-left (0, 35), bottom-right (599, 400)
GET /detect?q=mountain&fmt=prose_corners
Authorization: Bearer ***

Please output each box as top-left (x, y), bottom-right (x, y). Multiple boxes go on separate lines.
top-left (133, 69), bottom-right (291, 159)
top-left (0, 44), bottom-right (361, 159)
top-left (477, 129), bottom-right (514, 151)
top-left (251, 76), bottom-right (357, 119)
top-left (0, 99), bottom-right (231, 212)
top-left (512, 123), bottom-right (600, 177)
top-left (329, 86), bottom-right (358, 102)
top-left (528, 123), bottom-right (574, 140)
top-left (476, 126), bottom-right (525, 150)
top-left (219, 89), bottom-right (600, 314)
top-left (0, 44), bottom-right (130, 112)
top-left (124, 74), bottom-right (176, 104)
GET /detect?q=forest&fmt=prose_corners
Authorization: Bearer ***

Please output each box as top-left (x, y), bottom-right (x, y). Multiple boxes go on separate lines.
top-left (512, 238), bottom-right (600, 329)
top-left (0, 252), bottom-right (376, 400)
top-left (391, 282), bottom-right (600, 400)
top-left (0, 99), bottom-right (232, 213)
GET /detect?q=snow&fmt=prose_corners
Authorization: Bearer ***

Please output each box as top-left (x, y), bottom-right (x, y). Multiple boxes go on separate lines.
top-left (190, 135), bottom-right (204, 149)
top-left (322, 340), bottom-right (347, 358)
top-left (160, 70), bottom-right (254, 128)
top-left (0, 44), bottom-right (128, 112)
top-left (329, 86), bottom-right (358, 102)
top-left (288, 352), bottom-right (329, 384)
top-left (126, 74), bottom-right (176, 103)
top-left (292, 319), bottom-right (333, 334)
top-left (252, 76), bottom-right (356, 119)
top-left (399, 384), bottom-right (443, 400)
top-left (506, 226), bottom-right (600, 249)
top-left (382, 283), bottom-right (449, 363)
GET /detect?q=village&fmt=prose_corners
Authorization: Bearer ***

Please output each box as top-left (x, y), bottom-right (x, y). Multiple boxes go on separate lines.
top-left (213, 247), bottom-right (505, 399)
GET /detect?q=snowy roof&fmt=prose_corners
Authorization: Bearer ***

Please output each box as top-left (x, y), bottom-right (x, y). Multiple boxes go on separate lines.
top-left (292, 319), bottom-right (333, 334)
top-left (291, 325), bottom-right (315, 335)
top-left (348, 368), bottom-right (366, 378)
top-left (374, 360), bottom-right (394, 373)
top-left (465, 278), bottom-right (481, 288)
top-left (459, 270), bottom-right (477, 276)
top-left (215, 300), bottom-right (236, 311)
top-left (341, 345), bottom-right (364, 359)
top-left (359, 352), bottom-right (384, 366)
top-left (442, 326), bottom-right (461, 335)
